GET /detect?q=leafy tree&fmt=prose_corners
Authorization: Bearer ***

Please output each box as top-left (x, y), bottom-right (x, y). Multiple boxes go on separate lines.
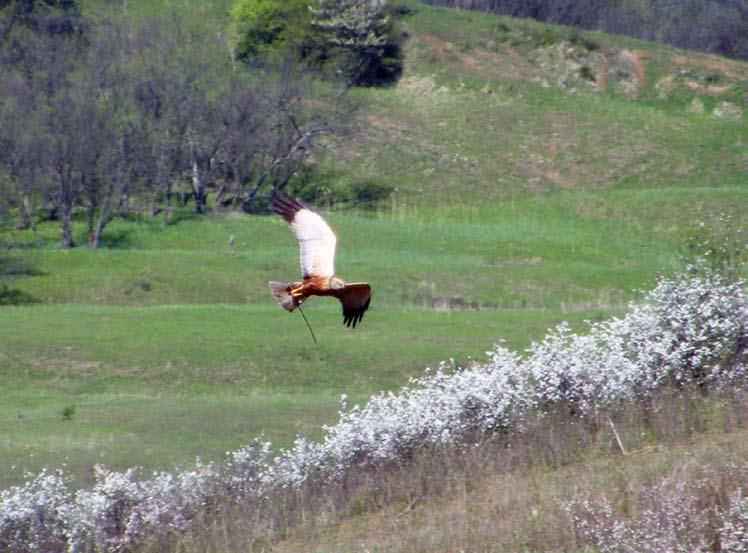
top-left (230, 0), bottom-right (310, 60)
top-left (0, 81), bottom-right (43, 231)
top-left (79, 19), bottom-right (138, 248)
top-left (225, 60), bottom-right (333, 212)
top-left (1, 0), bottom-right (83, 42)
top-left (310, 0), bottom-right (403, 85)
top-left (0, 0), bottom-right (87, 245)
top-left (129, 18), bottom-right (191, 223)
top-left (1, 4), bottom-right (347, 245)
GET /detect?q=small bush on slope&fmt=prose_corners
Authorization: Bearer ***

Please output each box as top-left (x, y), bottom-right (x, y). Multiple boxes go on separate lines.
top-left (565, 461), bottom-right (748, 553)
top-left (721, 490), bottom-right (748, 552)
top-left (1, 266), bottom-right (746, 552)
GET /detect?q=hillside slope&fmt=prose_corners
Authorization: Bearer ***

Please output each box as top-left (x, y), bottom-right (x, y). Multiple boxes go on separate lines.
top-left (272, 423), bottom-right (748, 553)
top-left (321, 2), bottom-right (747, 204)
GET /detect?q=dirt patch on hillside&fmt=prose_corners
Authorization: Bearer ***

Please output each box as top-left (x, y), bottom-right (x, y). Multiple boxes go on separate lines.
top-left (624, 50), bottom-right (647, 97)
top-left (521, 118), bottom-right (586, 190)
top-left (526, 151), bottom-right (577, 189)
top-left (672, 53), bottom-right (748, 81)
top-left (656, 61), bottom-right (742, 98)
top-left (515, 110), bottom-right (666, 191)
top-left (602, 49), bottom-right (647, 97)
top-left (629, 51), bottom-right (647, 85)
top-left (415, 31), bottom-right (748, 103)
top-left (683, 79), bottom-right (733, 95)
top-left (365, 113), bottom-right (410, 134)
top-left (417, 33), bottom-right (536, 81)
top-left (419, 33), bottom-right (481, 73)
top-left (655, 74), bottom-right (676, 95)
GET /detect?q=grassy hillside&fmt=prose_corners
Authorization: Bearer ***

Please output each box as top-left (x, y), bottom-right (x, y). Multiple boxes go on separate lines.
top-left (326, 1), bottom-right (748, 203)
top-left (1, 0), bottom-right (746, 490)
top-left (270, 410), bottom-right (748, 553)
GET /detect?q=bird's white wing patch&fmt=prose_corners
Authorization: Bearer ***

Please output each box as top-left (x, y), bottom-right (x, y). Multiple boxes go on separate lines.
top-left (291, 209), bottom-right (337, 278)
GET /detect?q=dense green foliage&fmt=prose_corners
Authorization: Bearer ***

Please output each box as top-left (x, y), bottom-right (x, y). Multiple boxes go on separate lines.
top-left (310, 0), bottom-right (404, 85)
top-left (230, 0), bottom-right (310, 58)
top-left (230, 0), bottom-right (404, 85)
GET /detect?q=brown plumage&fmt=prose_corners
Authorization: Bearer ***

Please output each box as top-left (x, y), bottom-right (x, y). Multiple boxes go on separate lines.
top-left (269, 193), bottom-right (372, 328)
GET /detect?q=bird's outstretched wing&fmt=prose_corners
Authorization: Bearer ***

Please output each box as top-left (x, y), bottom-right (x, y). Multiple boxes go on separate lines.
top-left (337, 283), bottom-right (371, 328)
top-left (272, 194), bottom-right (337, 279)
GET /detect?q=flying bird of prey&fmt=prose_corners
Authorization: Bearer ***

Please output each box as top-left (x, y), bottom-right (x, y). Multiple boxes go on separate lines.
top-left (269, 193), bottom-right (371, 328)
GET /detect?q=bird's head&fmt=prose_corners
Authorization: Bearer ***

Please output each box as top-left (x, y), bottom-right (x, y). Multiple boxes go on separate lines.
top-left (330, 277), bottom-right (346, 290)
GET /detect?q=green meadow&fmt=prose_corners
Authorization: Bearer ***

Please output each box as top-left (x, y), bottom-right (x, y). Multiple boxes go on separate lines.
top-left (1, 0), bottom-right (747, 489)
top-left (2, 188), bottom-right (744, 487)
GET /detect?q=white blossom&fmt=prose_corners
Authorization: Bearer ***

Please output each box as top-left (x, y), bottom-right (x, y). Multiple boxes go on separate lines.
top-left (721, 490), bottom-right (748, 552)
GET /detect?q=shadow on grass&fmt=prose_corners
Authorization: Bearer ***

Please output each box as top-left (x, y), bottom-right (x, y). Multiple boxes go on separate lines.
top-left (0, 283), bottom-right (37, 305)
top-left (97, 228), bottom-right (134, 249)
top-left (0, 254), bottom-right (42, 305)
top-left (166, 209), bottom-right (202, 226)
top-left (0, 255), bottom-right (45, 277)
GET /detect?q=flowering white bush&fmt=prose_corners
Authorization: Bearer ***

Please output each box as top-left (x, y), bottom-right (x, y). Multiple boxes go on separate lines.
top-left (317, 345), bottom-right (528, 473)
top-left (721, 490), bottom-right (748, 553)
top-left (225, 438), bottom-right (273, 495)
top-left (63, 462), bottom-right (220, 552)
top-left (639, 270), bottom-right (747, 385)
top-left (529, 270), bottom-right (747, 414)
top-left (565, 479), bottom-right (713, 553)
top-left (1, 269), bottom-right (745, 552)
top-left (0, 470), bottom-right (70, 553)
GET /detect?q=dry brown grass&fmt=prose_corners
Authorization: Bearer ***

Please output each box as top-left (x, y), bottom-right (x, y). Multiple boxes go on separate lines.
top-left (158, 389), bottom-right (748, 553)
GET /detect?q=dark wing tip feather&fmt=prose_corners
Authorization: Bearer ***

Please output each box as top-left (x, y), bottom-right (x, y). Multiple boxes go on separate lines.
top-left (271, 193), bottom-right (315, 223)
top-left (342, 296), bottom-right (371, 329)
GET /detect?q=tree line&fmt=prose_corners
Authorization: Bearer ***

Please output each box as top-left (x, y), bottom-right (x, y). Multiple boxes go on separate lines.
top-left (422, 0), bottom-right (748, 60)
top-left (0, 0), bottom-right (402, 248)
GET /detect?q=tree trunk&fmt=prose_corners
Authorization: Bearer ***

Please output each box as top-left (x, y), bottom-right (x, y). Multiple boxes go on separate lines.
top-left (88, 176), bottom-right (121, 249)
top-left (147, 189), bottom-right (157, 218)
top-left (59, 205), bottom-right (73, 248)
top-left (90, 215), bottom-right (107, 249)
top-left (241, 174), bottom-right (267, 212)
top-left (161, 183), bottom-right (171, 226)
top-left (230, 164), bottom-right (243, 211)
top-left (86, 198), bottom-right (97, 248)
top-left (241, 184), bottom-right (260, 212)
top-left (117, 189), bottom-right (130, 216)
top-left (15, 192), bottom-right (29, 230)
top-left (58, 175), bottom-right (75, 248)
top-left (22, 192), bottom-right (36, 232)
top-left (190, 143), bottom-right (205, 215)
top-left (214, 183), bottom-right (227, 213)
top-left (89, 226), bottom-right (100, 249)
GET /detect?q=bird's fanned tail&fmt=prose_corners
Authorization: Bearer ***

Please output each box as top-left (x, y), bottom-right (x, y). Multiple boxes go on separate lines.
top-left (269, 281), bottom-right (297, 312)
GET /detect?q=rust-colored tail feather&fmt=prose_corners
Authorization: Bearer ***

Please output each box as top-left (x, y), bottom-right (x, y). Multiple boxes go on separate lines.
top-left (269, 281), bottom-right (297, 312)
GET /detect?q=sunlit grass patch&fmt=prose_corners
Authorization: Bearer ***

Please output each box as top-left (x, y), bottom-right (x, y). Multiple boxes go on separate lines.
top-left (0, 302), bottom-right (606, 487)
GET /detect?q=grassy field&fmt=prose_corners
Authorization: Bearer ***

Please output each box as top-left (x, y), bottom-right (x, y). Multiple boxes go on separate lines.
top-left (1, 187), bottom-right (743, 487)
top-left (1, 0), bottom-right (747, 490)
top-left (0, 302), bottom-right (605, 486)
